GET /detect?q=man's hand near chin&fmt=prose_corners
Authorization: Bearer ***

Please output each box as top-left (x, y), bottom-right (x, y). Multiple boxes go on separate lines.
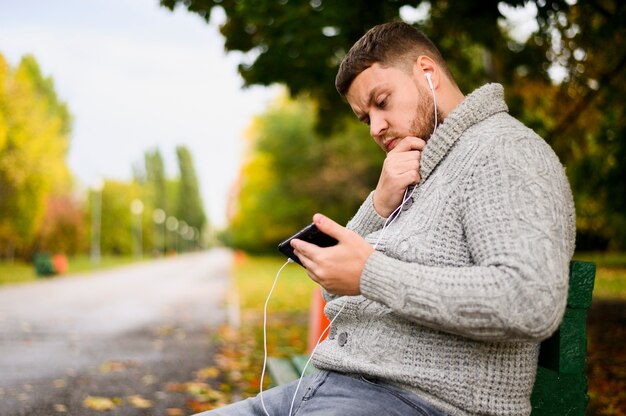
top-left (374, 136), bottom-right (425, 218)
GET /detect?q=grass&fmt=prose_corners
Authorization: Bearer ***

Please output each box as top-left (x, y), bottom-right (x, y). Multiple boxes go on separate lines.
top-left (573, 252), bottom-right (626, 300)
top-left (0, 254), bottom-right (139, 286)
top-left (0, 262), bottom-right (36, 285)
top-left (232, 253), bottom-right (316, 314)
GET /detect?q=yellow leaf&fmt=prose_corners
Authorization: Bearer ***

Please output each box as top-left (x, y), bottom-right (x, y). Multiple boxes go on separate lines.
top-left (83, 396), bottom-right (120, 411)
top-left (98, 360), bottom-right (137, 373)
top-left (127, 395), bottom-right (152, 409)
top-left (196, 366), bottom-right (220, 379)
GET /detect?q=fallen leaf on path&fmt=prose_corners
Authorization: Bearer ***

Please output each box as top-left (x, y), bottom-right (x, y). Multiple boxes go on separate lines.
top-left (185, 382), bottom-right (227, 404)
top-left (127, 394), bottom-right (153, 409)
top-left (187, 399), bottom-right (217, 413)
top-left (53, 379), bottom-right (66, 388)
top-left (166, 409), bottom-right (184, 416)
top-left (83, 396), bottom-right (121, 411)
top-left (53, 404), bottom-right (67, 412)
top-left (99, 360), bottom-right (137, 373)
top-left (196, 366), bottom-right (220, 380)
top-left (165, 382), bottom-right (187, 393)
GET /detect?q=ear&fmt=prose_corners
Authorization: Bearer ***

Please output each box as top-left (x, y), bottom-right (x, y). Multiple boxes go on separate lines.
top-left (413, 55), bottom-right (439, 89)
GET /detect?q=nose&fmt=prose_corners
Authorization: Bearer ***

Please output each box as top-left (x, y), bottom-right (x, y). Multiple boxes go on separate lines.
top-left (369, 111), bottom-right (388, 138)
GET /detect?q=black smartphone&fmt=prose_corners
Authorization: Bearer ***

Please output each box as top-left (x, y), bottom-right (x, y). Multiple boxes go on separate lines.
top-left (277, 223), bottom-right (338, 266)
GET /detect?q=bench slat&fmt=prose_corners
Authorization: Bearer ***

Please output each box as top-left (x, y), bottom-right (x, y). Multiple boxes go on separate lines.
top-left (292, 355), bottom-right (319, 377)
top-left (531, 260), bottom-right (595, 415)
top-left (267, 357), bottom-right (300, 386)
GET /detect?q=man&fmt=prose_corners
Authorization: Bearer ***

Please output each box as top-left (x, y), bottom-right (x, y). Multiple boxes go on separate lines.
top-left (198, 21), bottom-right (575, 416)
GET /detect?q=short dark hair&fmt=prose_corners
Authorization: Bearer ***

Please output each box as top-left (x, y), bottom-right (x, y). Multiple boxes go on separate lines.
top-left (335, 21), bottom-right (455, 96)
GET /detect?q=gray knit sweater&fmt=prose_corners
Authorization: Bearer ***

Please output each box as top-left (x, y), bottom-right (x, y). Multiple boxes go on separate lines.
top-left (312, 84), bottom-right (576, 415)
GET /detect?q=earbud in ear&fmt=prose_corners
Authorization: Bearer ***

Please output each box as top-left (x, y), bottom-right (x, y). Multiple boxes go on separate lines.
top-left (425, 72), bottom-right (434, 91)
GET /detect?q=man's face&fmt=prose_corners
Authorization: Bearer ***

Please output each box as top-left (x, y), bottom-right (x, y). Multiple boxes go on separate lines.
top-left (346, 63), bottom-right (435, 153)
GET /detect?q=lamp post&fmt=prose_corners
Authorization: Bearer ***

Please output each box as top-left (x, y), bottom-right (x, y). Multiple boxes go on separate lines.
top-left (187, 227), bottom-right (196, 251)
top-left (178, 221), bottom-right (188, 253)
top-left (131, 199), bottom-right (144, 260)
top-left (152, 208), bottom-right (166, 255)
top-left (191, 227), bottom-right (199, 251)
top-left (90, 179), bottom-right (104, 268)
top-left (165, 216), bottom-right (178, 254)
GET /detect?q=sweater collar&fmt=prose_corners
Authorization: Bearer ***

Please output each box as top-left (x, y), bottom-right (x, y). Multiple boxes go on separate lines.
top-left (419, 83), bottom-right (508, 183)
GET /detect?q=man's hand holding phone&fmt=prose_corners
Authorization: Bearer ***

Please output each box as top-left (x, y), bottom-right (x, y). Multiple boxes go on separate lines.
top-left (373, 136), bottom-right (425, 218)
top-left (289, 214), bottom-right (373, 296)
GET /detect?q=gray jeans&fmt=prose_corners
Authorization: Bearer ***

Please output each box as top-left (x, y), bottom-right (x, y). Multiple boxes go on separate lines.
top-left (195, 370), bottom-right (447, 416)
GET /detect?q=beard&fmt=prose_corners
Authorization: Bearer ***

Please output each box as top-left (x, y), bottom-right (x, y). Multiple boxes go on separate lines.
top-left (409, 83), bottom-right (441, 141)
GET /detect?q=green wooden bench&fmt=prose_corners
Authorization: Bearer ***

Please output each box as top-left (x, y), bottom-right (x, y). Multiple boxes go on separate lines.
top-left (267, 355), bottom-right (319, 386)
top-left (268, 260), bottom-right (596, 415)
top-left (530, 260), bottom-right (596, 415)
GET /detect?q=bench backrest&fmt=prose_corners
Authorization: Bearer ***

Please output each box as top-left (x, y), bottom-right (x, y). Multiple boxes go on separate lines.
top-left (530, 260), bottom-right (596, 415)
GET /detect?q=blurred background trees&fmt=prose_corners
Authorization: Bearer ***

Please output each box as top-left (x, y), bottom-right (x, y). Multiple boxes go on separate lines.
top-left (176, 145), bottom-right (207, 233)
top-left (0, 54), bottom-right (72, 259)
top-left (0, 52), bottom-right (208, 261)
top-left (162, 0), bottom-right (625, 251)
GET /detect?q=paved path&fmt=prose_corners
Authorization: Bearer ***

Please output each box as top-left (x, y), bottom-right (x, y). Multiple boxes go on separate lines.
top-left (0, 248), bottom-right (232, 415)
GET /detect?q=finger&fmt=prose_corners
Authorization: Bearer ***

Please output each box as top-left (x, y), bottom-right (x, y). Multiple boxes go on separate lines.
top-left (383, 159), bottom-right (420, 178)
top-left (292, 246), bottom-right (312, 267)
top-left (389, 136), bottom-right (426, 153)
top-left (293, 248), bottom-right (322, 284)
top-left (312, 213), bottom-right (346, 241)
top-left (290, 238), bottom-right (320, 260)
top-left (386, 150), bottom-right (421, 164)
top-left (384, 159), bottom-right (421, 177)
top-left (402, 170), bottom-right (421, 185)
top-left (404, 136), bottom-right (427, 150)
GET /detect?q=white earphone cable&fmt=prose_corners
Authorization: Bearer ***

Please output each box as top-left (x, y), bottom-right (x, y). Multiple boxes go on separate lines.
top-left (260, 259), bottom-right (292, 416)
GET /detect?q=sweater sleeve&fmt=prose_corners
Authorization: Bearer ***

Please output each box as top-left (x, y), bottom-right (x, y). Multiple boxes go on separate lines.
top-left (321, 191), bottom-right (387, 303)
top-left (359, 134), bottom-right (576, 342)
top-left (346, 191), bottom-right (387, 236)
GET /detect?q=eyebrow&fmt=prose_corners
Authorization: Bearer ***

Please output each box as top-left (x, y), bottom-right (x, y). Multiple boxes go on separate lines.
top-left (353, 88), bottom-right (379, 123)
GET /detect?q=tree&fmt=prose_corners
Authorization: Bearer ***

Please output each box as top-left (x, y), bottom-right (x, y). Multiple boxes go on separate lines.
top-left (0, 53), bottom-right (72, 259)
top-left (145, 148), bottom-right (168, 212)
top-left (163, 0), bottom-right (626, 249)
top-left (176, 145), bottom-right (207, 231)
top-left (96, 180), bottom-right (141, 256)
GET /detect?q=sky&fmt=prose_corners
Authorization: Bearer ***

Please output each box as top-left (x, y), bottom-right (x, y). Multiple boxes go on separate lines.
top-left (0, 0), bottom-right (279, 227)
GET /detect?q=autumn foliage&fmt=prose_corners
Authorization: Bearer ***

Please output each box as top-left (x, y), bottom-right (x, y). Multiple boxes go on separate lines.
top-left (37, 195), bottom-right (87, 256)
top-left (0, 53), bottom-right (71, 259)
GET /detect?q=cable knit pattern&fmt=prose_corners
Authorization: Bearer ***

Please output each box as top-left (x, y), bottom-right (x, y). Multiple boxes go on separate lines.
top-left (313, 84), bottom-right (576, 416)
